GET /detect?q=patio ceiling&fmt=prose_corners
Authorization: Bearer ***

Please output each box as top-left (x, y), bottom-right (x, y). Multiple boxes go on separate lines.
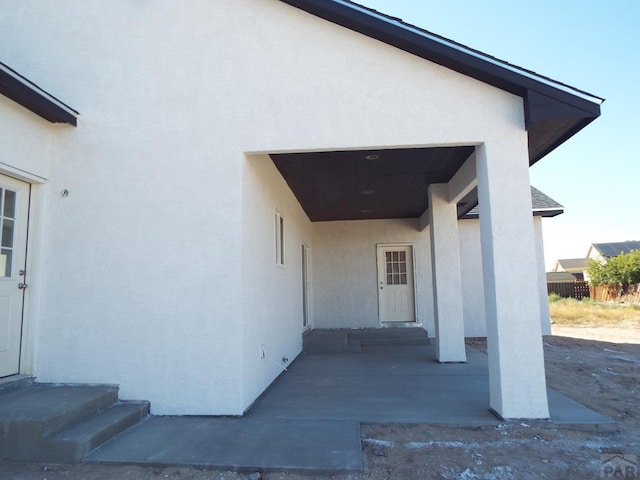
top-left (271, 146), bottom-right (474, 222)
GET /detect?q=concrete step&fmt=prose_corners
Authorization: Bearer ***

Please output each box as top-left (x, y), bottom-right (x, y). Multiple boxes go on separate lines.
top-left (303, 330), bottom-right (348, 353)
top-left (0, 384), bottom-right (119, 461)
top-left (44, 401), bottom-right (150, 462)
top-left (358, 337), bottom-right (429, 346)
top-left (304, 328), bottom-right (429, 353)
top-left (349, 328), bottom-right (429, 343)
top-left (0, 375), bottom-right (35, 395)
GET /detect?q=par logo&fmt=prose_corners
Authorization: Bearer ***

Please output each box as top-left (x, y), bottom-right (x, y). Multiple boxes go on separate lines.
top-left (601, 454), bottom-right (638, 479)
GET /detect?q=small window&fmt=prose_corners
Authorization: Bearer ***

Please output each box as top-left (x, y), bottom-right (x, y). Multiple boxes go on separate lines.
top-left (385, 249), bottom-right (408, 285)
top-left (275, 210), bottom-right (284, 266)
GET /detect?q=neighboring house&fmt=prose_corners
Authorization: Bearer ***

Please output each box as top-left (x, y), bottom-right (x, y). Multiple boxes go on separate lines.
top-left (550, 242), bottom-right (640, 283)
top-left (587, 241), bottom-right (640, 262)
top-left (553, 258), bottom-right (589, 280)
top-left (0, 0), bottom-right (602, 420)
top-left (584, 241), bottom-right (640, 281)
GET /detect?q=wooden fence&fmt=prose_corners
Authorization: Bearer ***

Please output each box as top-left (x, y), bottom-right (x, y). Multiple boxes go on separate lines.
top-left (547, 281), bottom-right (591, 300)
top-left (590, 283), bottom-right (640, 304)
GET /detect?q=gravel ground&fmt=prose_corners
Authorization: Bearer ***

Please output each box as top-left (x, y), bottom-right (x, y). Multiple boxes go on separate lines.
top-left (552, 324), bottom-right (640, 343)
top-left (2, 328), bottom-right (638, 480)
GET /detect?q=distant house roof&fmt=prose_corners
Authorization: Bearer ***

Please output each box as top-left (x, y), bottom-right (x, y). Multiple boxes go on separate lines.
top-left (463, 186), bottom-right (563, 219)
top-left (554, 258), bottom-right (588, 273)
top-left (0, 61), bottom-right (78, 125)
top-left (591, 241), bottom-right (640, 258)
top-left (546, 271), bottom-right (577, 283)
top-left (281, 0), bottom-right (604, 165)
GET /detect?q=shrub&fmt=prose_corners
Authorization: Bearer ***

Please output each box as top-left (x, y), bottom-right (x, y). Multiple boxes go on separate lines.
top-left (587, 249), bottom-right (640, 289)
top-left (548, 293), bottom-right (563, 303)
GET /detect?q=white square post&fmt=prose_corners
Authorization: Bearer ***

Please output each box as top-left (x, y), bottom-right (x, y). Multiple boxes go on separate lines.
top-left (428, 183), bottom-right (467, 363)
top-left (476, 142), bottom-right (550, 419)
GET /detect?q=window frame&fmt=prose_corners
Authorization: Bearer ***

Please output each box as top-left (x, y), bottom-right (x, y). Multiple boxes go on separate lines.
top-left (274, 209), bottom-right (284, 268)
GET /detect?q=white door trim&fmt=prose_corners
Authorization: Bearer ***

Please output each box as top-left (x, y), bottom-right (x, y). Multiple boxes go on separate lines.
top-left (0, 168), bottom-right (44, 378)
top-left (301, 242), bottom-right (311, 331)
top-left (0, 174), bottom-right (30, 377)
top-left (18, 181), bottom-right (44, 376)
top-left (376, 243), bottom-right (417, 325)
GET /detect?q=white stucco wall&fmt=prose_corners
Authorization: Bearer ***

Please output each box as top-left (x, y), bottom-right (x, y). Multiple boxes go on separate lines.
top-left (534, 216), bottom-right (552, 335)
top-left (0, 95), bottom-right (54, 181)
top-left (0, 0), bottom-right (533, 414)
top-left (313, 216), bottom-right (551, 339)
top-left (459, 217), bottom-right (551, 337)
top-left (312, 219), bottom-right (434, 333)
top-left (458, 220), bottom-right (487, 337)
top-left (241, 154), bottom-right (312, 411)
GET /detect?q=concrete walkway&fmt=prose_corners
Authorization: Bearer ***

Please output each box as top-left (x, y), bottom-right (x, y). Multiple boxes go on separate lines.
top-left (85, 417), bottom-right (363, 474)
top-left (85, 342), bottom-right (613, 473)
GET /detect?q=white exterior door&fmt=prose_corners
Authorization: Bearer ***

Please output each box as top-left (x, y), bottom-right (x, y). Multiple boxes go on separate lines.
top-left (0, 175), bottom-right (29, 377)
top-left (377, 245), bottom-right (416, 323)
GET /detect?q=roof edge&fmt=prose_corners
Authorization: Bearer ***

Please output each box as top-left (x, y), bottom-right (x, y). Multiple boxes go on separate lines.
top-left (0, 61), bottom-right (78, 126)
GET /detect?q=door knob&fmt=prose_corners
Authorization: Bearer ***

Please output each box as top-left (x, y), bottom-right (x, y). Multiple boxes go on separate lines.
top-left (18, 283), bottom-right (27, 290)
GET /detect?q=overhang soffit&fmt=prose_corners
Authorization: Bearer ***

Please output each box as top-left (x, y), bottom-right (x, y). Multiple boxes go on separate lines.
top-left (525, 90), bottom-right (600, 127)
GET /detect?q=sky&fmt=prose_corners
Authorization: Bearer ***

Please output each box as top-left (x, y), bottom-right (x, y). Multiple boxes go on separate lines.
top-left (360, 0), bottom-right (640, 269)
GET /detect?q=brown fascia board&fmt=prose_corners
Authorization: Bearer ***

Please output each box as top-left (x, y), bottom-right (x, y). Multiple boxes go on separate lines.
top-left (0, 62), bottom-right (78, 126)
top-left (461, 208), bottom-right (564, 220)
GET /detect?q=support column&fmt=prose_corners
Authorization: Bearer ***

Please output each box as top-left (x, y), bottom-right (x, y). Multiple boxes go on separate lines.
top-left (428, 183), bottom-right (466, 363)
top-left (534, 217), bottom-right (552, 335)
top-left (476, 141), bottom-right (550, 419)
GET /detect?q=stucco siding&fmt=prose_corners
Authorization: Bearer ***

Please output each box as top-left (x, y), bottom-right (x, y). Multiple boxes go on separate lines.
top-left (534, 216), bottom-right (552, 335)
top-left (0, 95), bottom-right (54, 181)
top-left (312, 219), bottom-right (435, 333)
top-left (459, 217), bottom-right (551, 337)
top-left (458, 220), bottom-right (487, 337)
top-left (241, 154), bottom-right (312, 412)
top-left (0, 0), bottom-right (529, 414)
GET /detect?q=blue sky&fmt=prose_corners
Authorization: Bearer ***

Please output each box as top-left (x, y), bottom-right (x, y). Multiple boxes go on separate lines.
top-left (360, 0), bottom-right (639, 269)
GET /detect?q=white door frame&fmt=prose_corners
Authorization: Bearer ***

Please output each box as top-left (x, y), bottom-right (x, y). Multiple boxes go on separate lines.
top-left (0, 169), bottom-right (44, 377)
top-left (376, 243), bottom-right (417, 325)
top-left (0, 174), bottom-right (30, 377)
top-left (301, 242), bottom-right (311, 331)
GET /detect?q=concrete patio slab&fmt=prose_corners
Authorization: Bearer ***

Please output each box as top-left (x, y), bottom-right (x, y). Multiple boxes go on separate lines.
top-left (247, 344), bottom-right (614, 426)
top-left (84, 417), bottom-right (363, 474)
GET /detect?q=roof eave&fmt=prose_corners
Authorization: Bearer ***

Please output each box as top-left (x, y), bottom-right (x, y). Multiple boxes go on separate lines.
top-left (462, 209), bottom-right (563, 220)
top-left (533, 209), bottom-right (564, 218)
top-left (0, 62), bottom-right (78, 126)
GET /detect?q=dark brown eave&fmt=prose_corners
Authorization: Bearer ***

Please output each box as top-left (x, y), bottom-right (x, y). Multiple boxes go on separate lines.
top-left (462, 208), bottom-right (564, 220)
top-left (0, 62), bottom-right (78, 126)
top-left (271, 146), bottom-right (475, 222)
top-left (279, 0), bottom-right (603, 165)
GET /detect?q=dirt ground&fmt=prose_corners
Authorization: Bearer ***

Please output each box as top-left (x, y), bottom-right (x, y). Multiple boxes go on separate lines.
top-left (2, 329), bottom-right (639, 480)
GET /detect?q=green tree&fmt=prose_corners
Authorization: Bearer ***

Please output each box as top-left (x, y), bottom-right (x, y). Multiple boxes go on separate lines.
top-left (587, 249), bottom-right (640, 289)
